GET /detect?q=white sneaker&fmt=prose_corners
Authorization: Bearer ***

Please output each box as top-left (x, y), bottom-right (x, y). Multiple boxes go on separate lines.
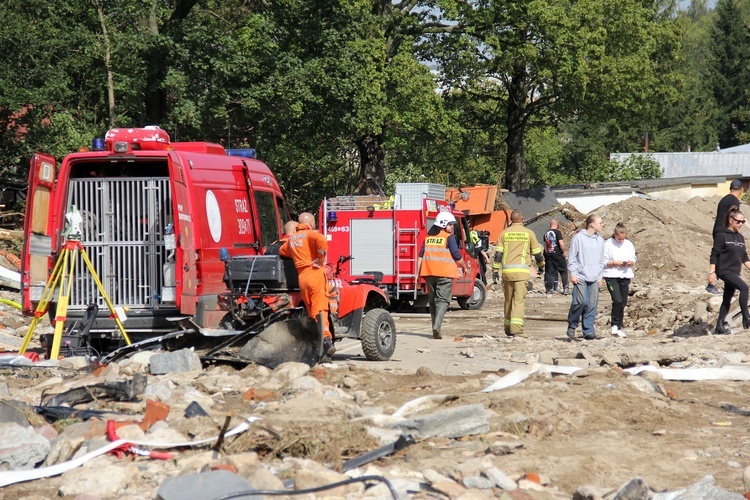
top-left (617, 328), bottom-right (627, 338)
top-left (610, 326), bottom-right (619, 336)
top-left (611, 326), bottom-right (627, 338)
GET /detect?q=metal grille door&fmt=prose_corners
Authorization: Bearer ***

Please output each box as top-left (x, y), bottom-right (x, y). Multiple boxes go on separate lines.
top-left (67, 177), bottom-right (172, 309)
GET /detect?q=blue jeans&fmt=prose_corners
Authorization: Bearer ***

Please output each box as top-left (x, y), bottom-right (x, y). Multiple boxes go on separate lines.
top-left (567, 280), bottom-right (599, 338)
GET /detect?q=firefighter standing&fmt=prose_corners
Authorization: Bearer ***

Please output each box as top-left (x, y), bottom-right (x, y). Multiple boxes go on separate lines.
top-left (417, 212), bottom-right (468, 339)
top-left (494, 210), bottom-right (544, 337)
top-left (279, 212), bottom-right (335, 357)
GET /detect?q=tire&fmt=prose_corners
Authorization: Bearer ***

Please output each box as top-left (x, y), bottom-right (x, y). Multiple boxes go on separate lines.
top-left (457, 280), bottom-right (486, 310)
top-left (360, 308), bottom-right (396, 361)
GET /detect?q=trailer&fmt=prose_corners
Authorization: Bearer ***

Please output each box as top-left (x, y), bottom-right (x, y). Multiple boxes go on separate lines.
top-left (319, 183), bottom-right (486, 311)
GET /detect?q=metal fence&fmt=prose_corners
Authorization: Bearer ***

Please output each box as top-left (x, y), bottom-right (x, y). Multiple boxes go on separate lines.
top-left (67, 177), bottom-right (172, 309)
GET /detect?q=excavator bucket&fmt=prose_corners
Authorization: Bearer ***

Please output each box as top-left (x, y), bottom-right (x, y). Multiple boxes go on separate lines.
top-left (239, 314), bottom-right (322, 369)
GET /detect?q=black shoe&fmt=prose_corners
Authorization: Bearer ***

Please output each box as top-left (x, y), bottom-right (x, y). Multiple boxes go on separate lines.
top-left (583, 334), bottom-right (598, 340)
top-left (743, 316), bottom-right (750, 329)
top-left (432, 328), bottom-right (442, 339)
top-left (706, 284), bottom-right (721, 294)
top-left (566, 327), bottom-right (576, 339)
top-left (714, 323), bottom-right (731, 335)
top-left (322, 338), bottom-right (336, 361)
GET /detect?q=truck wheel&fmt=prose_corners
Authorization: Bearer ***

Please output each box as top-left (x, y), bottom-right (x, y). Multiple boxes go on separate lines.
top-left (457, 280), bottom-right (486, 310)
top-left (361, 308), bottom-right (396, 361)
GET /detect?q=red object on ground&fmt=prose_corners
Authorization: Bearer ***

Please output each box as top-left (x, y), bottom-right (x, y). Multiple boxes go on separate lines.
top-left (106, 420), bottom-right (173, 460)
top-left (140, 399), bottom-right (170, 431)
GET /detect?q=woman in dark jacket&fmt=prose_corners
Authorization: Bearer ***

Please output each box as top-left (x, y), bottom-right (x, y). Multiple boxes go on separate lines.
top-left (710, 208), bottom-right (750, 334)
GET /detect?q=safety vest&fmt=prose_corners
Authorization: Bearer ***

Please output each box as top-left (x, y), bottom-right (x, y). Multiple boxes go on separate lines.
top-left (420, 230), bottom-right (458, 279)
top-left (496, 223), bottom-right (542, 281)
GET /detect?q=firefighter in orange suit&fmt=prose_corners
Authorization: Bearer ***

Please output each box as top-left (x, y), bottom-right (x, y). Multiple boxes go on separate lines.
top-left (417, 212), bottom-right (468, 339)
top-left (279, 212), bottom-right (335, 357)
top-left (495, 210), bottom-right (544, 337)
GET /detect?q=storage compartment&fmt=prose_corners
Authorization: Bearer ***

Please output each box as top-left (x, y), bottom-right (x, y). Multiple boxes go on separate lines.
top-left (224, 255), bottom-right (299, 290)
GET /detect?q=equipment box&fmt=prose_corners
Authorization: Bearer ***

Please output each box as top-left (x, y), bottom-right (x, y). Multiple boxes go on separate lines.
top-left (395, 183), bottom-right (446, 209)
top-left (224, 255), bottom-right (299, 290)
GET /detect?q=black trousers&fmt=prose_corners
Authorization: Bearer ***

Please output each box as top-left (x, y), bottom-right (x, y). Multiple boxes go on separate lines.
top-left (544, 253), bottom-right (568, 292)
top-left (605, 277), bottom-right (631, 329)
top-left (717, 272), bottom-right (750, 324)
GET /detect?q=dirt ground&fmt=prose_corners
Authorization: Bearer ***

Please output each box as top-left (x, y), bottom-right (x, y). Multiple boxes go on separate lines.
top-left (3, 194), bottom-right (750, 498)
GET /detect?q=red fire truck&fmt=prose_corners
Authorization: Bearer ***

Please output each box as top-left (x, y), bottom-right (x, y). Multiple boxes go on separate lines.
top-left (319, 184), bottom-right (487, 311)
top-left (21, 126), bottom-right (395, 362)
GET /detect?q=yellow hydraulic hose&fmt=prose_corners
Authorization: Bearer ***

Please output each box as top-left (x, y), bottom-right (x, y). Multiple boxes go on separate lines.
top-left (0, 298), bottom-right (21, 310)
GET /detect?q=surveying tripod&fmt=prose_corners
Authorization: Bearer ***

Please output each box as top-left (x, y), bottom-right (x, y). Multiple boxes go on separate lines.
top-left (19, 234), bottom-right (132, 360)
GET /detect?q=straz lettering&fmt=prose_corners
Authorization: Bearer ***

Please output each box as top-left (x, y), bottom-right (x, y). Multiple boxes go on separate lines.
top-left (425, 237), bottom-right (446, 245)
top-left (238, 219), bottom-right (252, 235)
top-left (234, 198), bottom-right (249, 213)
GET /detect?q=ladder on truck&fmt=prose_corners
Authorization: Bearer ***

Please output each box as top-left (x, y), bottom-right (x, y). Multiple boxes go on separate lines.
top-left (395, 224), bottom-right (420, 300)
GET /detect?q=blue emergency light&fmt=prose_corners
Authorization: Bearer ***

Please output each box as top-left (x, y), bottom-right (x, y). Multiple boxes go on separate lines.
top-left (227, 149), bottom-right (257, 159)
top-left (91, 138), bottom-right (106, 151)
top-left (327, 211), bottom-right (338, 222)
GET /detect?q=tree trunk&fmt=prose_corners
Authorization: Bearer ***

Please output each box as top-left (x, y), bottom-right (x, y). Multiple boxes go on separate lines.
top-left (504, 66), bottom-right (529, 192)
top-left (354, 134), bottom-right (386, 195)
top-left (93, 0), bottom-right (116, 127)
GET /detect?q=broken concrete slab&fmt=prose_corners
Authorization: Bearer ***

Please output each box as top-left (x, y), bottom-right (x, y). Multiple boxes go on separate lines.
top-left (387, 403), bottom-right (489, 439)
top-left (150, 349), bottom-right (202, 375)
top-left (59, 463), bottom-right (134, 497)
top-left (0, 422), bottom-right (50, 470)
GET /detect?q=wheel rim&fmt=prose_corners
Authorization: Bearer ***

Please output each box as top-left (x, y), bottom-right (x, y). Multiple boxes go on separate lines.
top-left (378, 321), bottom-right (393, 348)
top-left (470, 284), bottom-right (482, 304)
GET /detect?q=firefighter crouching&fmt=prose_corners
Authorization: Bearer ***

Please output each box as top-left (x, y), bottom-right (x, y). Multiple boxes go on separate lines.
top-left (494, 210), bottom-right (544, 337)
top-left (417, 212), bottom-right (468, 339)
top-left (279, 212), bottom-right (335, 357)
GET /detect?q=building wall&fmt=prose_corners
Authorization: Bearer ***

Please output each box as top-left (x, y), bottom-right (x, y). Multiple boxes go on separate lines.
top-left (611, 152), bottom-right (750, 180)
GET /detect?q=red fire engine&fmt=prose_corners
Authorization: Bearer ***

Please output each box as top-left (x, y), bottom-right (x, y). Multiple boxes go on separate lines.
top-left (21, 127), bottom-right (396, 362)
top-left (319, 184), bottom-right (486, 311)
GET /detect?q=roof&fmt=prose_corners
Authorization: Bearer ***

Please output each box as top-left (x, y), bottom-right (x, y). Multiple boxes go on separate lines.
top-left (721, 144), bottom-right (750, 153)
top-left (502, 185), bottom-right (559, 220)
top-left (551, 175), bottom-right (730, 198)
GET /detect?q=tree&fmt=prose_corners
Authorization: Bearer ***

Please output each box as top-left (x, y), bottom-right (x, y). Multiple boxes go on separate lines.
top-left (707, 0), bottom-right (750, 147)
top-left (431, 0), bottom-right (681, 192)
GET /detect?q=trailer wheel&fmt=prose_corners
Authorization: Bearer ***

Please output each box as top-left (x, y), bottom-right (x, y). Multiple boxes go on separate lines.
top-left (361, 308), bottom-right (396, 361)
top-left (457, 280), bottom-right (486, 310)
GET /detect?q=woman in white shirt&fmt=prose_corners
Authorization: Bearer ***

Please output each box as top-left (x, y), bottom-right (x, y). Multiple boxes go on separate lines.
top-left (602, 223), bottom-right (636, 337)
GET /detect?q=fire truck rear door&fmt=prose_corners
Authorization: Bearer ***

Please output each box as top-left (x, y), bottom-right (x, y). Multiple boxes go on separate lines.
top-left (168, 153), bottom-right (197, 314)
top-left (21, 153), bottom-right (56, 313)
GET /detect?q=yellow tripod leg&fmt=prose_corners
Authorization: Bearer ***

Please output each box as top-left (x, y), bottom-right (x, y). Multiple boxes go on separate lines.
top-left (49, 249), bottom-right (77, 360)
top-left (80, 246), bottom-right (132, 345)
top-left (19, 249), bottom-right (68, 355)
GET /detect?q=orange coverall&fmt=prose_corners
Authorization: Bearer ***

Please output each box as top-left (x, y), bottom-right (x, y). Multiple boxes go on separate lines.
top-left (279, 223), bottom-right (331, 338)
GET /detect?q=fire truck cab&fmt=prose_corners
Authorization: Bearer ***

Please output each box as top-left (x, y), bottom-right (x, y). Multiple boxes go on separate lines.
top-left (22, 126), bottom-right (292, 343)
top-left (320, 183), bottom-right (486, 311)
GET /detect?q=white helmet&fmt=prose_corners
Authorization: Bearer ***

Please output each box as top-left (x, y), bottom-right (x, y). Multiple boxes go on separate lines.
top-left (435, 212), bottom-right (457, 228)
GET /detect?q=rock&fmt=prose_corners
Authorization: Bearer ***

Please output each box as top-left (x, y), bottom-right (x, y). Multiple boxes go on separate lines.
top-left (573, 485), bottom-right (606, 499)
top-left (555, 358), bottom-right (589, 368)
top-left (388, 404), bottom-right (490, 439)
top-left (271, 362), bottom-right (311, 382)
top-left (482, 466), bottom-right (517, 490)
top-left (538, 350), bottom-right (556, 365)
top-left (288, 376), bottom-right (323, 394)
top-left (462, 475), bottom-right (494, 489)
top-left (743, 464), bottom-right (750, 491)
top-left (342, 376), bottom-right (358, 388)
top-left (717, 353), bottom-right (746, 367)
top-left (673, 475), bottom-right (744, 499)
top-left (432, 479), bottom-right (468, 497)
top-left (0, 422), bottom-right (50, 470)
top-left (693, 301), bottom-right (709, 322)
top-left (707, 296), bottom-right (724, 312)
top-left (149, 348), bottom-right (202, 374)
top-left (249, 466), bottom-right (284, 490)
top-left (0, 400), bottom-right (35, 426)
top-left (156, 470), bottom-right (255, 500)
top-left (59, 463), bottom-right (134, 497)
